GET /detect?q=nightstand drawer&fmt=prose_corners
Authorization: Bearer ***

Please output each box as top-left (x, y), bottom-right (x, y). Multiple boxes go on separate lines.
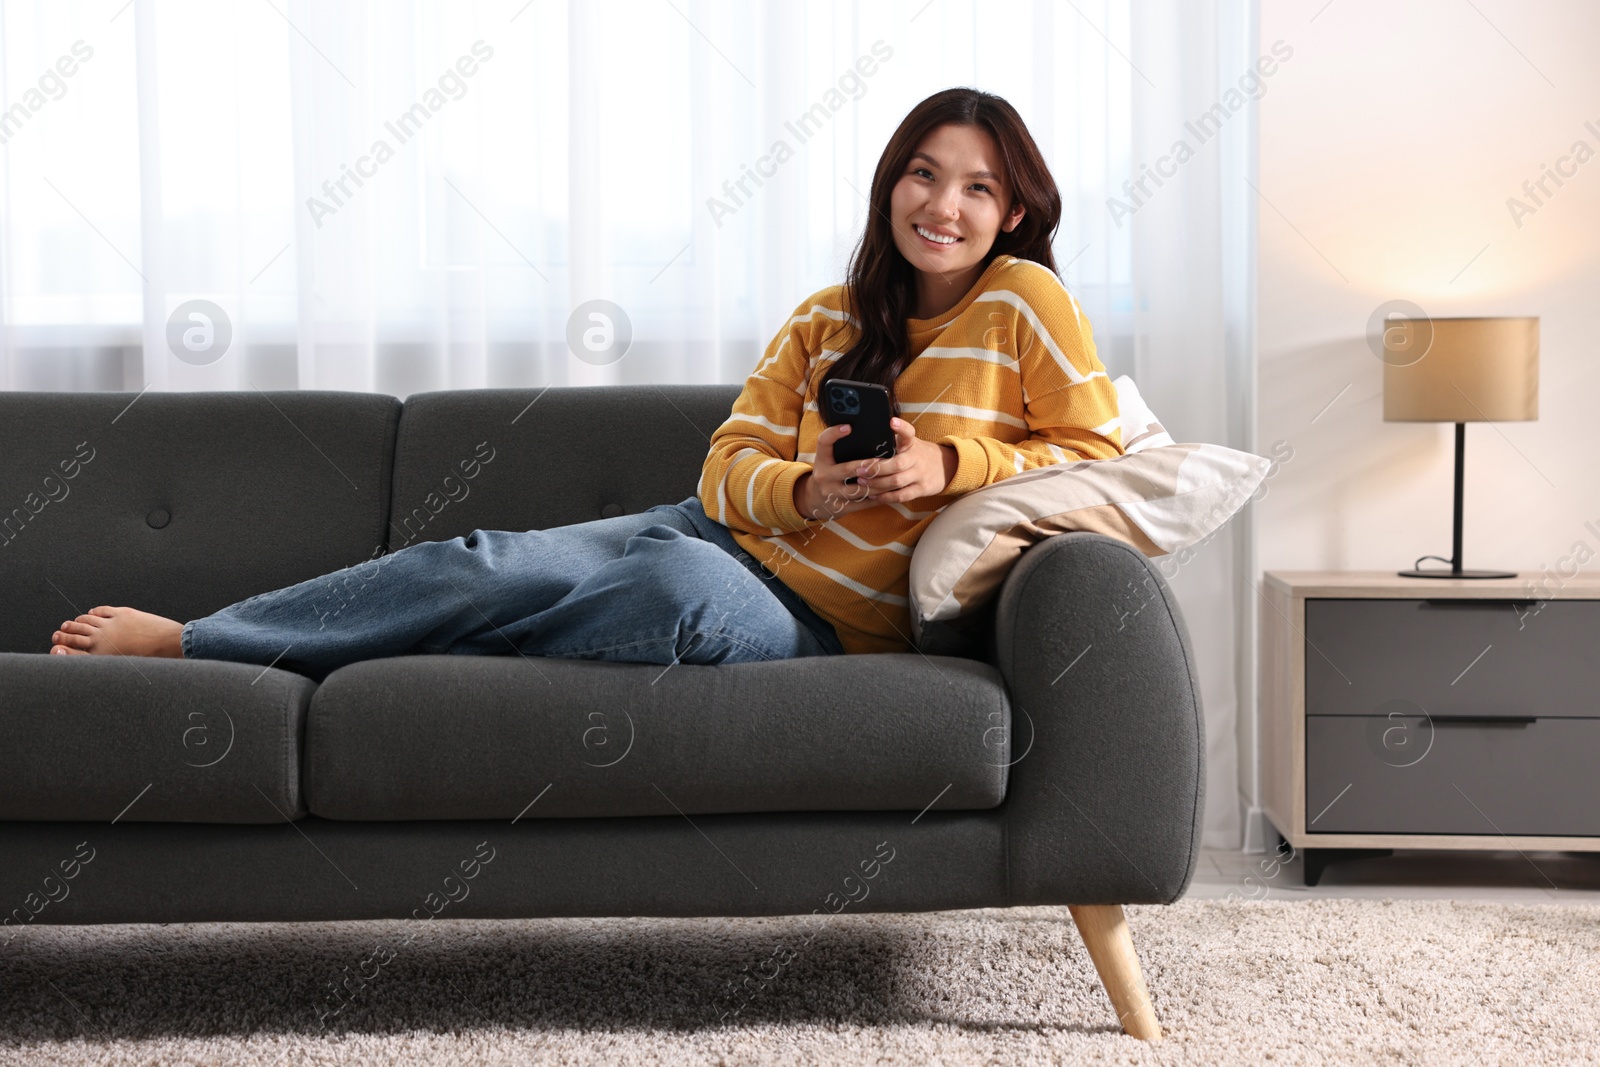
top-left (1305, 714), bottom-right (1600, 836)
top-left (1305, 598), bottom-right (1600, 720)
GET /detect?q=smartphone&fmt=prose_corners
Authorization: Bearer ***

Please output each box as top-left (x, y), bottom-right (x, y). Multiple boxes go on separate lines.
top-left (819, 378), bottom-right (896, 483)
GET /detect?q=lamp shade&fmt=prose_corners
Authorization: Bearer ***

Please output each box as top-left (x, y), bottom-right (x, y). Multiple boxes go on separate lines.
top-left (1382, 316), bottom-right (1539, 422)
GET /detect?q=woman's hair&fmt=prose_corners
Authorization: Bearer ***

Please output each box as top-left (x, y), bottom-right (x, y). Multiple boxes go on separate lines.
top-left (818, 87), bottom-right (1062, 414)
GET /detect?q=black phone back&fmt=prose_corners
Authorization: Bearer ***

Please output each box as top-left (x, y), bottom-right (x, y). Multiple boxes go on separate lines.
top-left (820, 378), bottom-right (896, 465)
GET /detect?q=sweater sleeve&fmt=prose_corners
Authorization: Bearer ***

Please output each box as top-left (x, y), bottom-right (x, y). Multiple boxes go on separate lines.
top-left (936, 270), bottom-right (1124, 498)
top-left (697, 296), bottom-right (830, 535)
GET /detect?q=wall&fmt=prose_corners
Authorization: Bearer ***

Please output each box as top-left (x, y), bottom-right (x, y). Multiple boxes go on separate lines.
top-left (1248, 0), bottom-right (1600, 846)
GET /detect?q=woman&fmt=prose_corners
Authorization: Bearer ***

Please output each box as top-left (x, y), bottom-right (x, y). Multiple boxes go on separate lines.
top-left (47, 87), bottom-right (1122, 675)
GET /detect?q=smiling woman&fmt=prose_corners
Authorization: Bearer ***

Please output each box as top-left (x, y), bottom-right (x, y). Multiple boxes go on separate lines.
top-left (699, 87), bottom-right (1125, 656)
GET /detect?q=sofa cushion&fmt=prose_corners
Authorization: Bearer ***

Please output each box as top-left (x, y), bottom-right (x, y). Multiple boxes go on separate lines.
top-left (0, 654), bottom-right (314, 823)
top-left (386, 385), bottom-right (741, 543)
top-left (304, 654), bottom-right (1011, 820)
top-left (0, 390), bottom-right (400, 657)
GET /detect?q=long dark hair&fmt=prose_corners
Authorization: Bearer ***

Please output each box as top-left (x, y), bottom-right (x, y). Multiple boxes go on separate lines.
top-left (818, 88), bottom-right (1063, 413)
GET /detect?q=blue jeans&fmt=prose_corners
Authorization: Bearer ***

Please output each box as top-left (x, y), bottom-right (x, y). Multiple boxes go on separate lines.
top-left (181, 496), bottom-right (844, 680)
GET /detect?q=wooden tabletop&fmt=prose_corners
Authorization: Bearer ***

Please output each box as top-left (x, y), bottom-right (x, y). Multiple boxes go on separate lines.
top-left (1262, 570), bottom-right (1600, 597)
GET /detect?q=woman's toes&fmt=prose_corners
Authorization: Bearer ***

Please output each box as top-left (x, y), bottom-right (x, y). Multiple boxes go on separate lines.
top-left (53, 621), bottom-right (96, 650)
top-left (50, 644), bottom-right (87, 656)
top-left (62, 619), bottom-right (97, 635)
top-left (88, 606), bottom-right (117, 618)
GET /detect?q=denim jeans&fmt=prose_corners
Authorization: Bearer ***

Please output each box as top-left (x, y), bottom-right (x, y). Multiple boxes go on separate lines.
top-left (181, 496), bottom-right (844, 680)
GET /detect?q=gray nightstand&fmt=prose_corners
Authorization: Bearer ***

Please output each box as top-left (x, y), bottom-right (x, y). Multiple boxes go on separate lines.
top-left (1260, 570), bottom-right (1600, 885)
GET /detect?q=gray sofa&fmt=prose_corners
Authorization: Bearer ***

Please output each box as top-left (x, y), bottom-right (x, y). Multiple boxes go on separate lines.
top-left (0, 384), bottom-right (1204, 1041)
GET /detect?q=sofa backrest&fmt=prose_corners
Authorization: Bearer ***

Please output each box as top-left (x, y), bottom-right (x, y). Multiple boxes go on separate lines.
top-left (0, 391), bottom-right (399, 655)
top-left (386, 385), bottom-right (741, 546)
top-left (0, 383), bottom-right (759, 655)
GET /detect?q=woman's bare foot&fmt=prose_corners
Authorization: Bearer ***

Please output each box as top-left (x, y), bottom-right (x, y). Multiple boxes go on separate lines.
top-left (50, 606), bottom-right (185, 659)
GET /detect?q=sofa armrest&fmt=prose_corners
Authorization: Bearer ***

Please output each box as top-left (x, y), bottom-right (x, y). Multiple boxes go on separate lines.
top-left (987, 531), bottom-right (1205, 905)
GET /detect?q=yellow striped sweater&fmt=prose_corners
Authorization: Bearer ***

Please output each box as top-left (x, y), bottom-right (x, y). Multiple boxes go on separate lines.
top-left (697, 253), bottom-right (1124, 655)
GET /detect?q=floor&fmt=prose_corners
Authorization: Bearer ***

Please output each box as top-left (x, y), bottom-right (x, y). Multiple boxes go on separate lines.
top-left (1188, 845), bottom-right (1600, 903)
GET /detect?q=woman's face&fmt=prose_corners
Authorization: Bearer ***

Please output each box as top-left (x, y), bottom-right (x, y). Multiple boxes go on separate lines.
top-left (887, 122), bottom-right (1026, 281)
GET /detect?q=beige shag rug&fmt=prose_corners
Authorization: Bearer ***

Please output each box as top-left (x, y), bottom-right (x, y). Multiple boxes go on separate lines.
top-left (1, 898), bottom-right (1596, 1066)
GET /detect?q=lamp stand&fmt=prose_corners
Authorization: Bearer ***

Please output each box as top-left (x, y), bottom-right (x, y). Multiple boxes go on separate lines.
top-left (1399, 422), bottom-right (1516, 579)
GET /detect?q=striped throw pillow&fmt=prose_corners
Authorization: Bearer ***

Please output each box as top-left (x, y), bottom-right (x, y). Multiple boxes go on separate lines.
top-left (1110, 374), bottom-right (1176, 454)
top-left (909, 381), bottom-right (1268, 655)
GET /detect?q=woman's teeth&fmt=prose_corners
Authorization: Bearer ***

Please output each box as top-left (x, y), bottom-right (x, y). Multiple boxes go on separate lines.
top-left (915, 224), bottom-right (960, 245)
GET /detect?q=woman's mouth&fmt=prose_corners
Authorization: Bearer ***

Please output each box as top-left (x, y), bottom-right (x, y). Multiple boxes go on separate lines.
top-left (913, 223), bottom-right (962, 250)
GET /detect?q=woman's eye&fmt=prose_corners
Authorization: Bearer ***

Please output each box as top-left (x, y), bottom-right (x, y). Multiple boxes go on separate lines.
top-left (971, 183), bottom-right (992, 194)
top-left (913, 167), bottom-right (933, 179)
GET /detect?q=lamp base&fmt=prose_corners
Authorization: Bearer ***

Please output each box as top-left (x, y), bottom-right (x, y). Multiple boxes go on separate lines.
top-left (1397, 568), bottom-right (1517, 580)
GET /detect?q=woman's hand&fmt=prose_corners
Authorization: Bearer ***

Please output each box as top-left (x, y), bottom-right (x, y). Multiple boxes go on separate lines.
top-left (855, 417), bottom-right (958, 504)
top-left (795, 424), bottom-right (878, 523)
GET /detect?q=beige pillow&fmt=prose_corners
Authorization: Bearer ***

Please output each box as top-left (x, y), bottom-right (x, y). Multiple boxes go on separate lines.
top-left (1109, 374), bottom-right (1175, 453)
top-left (909, 439), bottom-right (1270, 653)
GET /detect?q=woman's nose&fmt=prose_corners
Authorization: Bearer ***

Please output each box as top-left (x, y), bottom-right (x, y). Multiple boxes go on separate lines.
top-left (926, 185), bottom-right (960, 218)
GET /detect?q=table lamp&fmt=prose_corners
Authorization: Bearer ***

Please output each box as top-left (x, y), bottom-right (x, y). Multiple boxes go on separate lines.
top-left (1382, 315), bottom-right (1539, 579)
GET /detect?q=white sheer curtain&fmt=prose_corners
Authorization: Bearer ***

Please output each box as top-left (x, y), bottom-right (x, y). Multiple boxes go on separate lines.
top-left (0, 0), bottom-right (1141, 393)
top-left (0, 0), bottom-right (1256, 848)
top-left (1129, 0), bottom-right (1258, 850)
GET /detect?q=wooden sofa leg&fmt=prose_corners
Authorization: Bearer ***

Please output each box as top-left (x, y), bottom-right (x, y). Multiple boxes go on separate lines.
top-left (1068, 904), bottom-right (1164, 1042)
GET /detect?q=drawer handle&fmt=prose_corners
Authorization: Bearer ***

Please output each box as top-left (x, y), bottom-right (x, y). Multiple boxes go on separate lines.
top-left (1421, 599), bottom-right (1537, 609)
top-left (1431, 715), bottom-right (1537, 725)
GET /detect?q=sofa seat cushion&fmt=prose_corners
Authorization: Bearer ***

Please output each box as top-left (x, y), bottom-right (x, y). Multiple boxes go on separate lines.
top-left (0, 654), bottom-right (314, 823)
top-left (304, 654), bottom-right (1011, 820)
